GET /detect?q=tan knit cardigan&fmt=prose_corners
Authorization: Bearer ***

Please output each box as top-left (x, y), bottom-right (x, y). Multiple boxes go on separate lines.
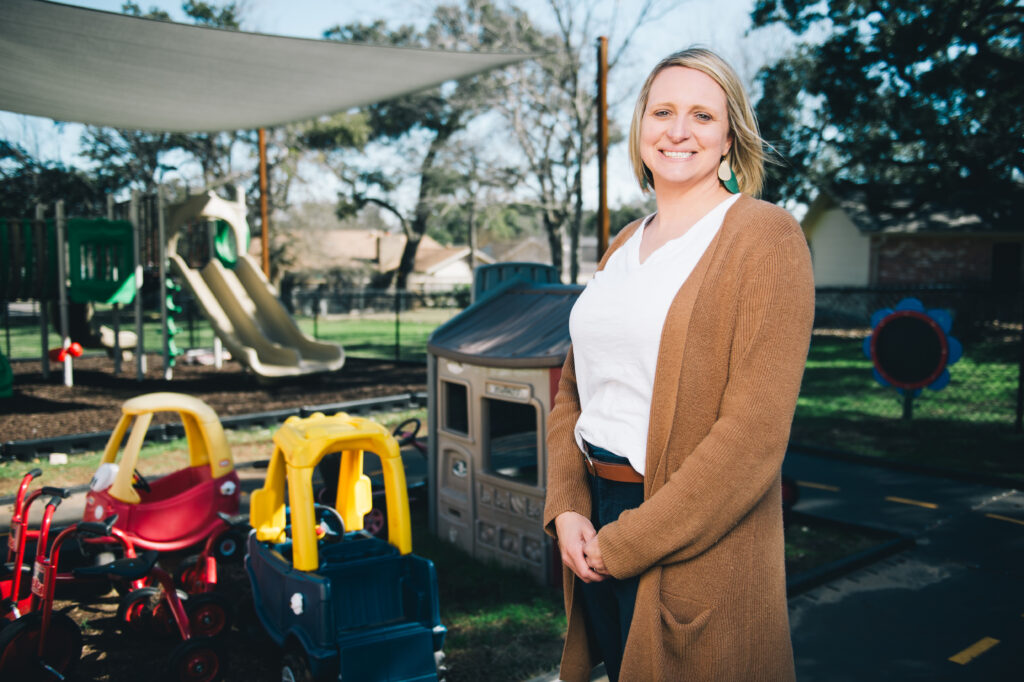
top-left (543, 195), bottom-right (814, 682)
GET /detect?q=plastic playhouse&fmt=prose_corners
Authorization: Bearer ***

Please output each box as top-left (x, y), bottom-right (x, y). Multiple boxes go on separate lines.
top-left (426, 262), bottom-right (578, 586)
top-left (246, 412), bottom-right (446, 682)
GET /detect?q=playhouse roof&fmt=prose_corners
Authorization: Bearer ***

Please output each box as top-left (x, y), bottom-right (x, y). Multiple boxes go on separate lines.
top-left (428, 283), bottom-right (582, 368)
top-left (0, 0), bottom-right (531, 132)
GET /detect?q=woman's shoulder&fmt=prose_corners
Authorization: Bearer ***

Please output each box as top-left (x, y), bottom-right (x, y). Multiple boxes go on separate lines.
top-left (724, 195), bottom-right (805, 249)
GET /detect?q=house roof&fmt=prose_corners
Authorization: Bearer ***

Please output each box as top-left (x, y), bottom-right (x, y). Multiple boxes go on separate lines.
top-left (428, 282), bottom-right (581, 368)
top-left (277, 229), bottom-right (490, 274)
top-left (812, 183), bottom-right (1021, 235)
top-left (0, 0), bottom-right (532, 132)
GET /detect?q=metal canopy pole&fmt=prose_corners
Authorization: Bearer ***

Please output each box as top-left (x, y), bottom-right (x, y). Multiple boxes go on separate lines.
top-left (596, 36), bottom-right (610, 262)
top-left (259, 127), bottom-right (270, 279)
top-left (55, 200), bottom-right (72, 387)
top-left (107, 194), bottom-right (121, 374)
top-left (35, 203), bottom-right (49, 380)
top-left (131, 191), bottom-right (144, 381)
top-left (158, 186), bottom-right (171, 380)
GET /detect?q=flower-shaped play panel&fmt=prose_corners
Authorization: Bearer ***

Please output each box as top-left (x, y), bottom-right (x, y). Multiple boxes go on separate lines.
top-left (863, 297), bottom-right (962, 394)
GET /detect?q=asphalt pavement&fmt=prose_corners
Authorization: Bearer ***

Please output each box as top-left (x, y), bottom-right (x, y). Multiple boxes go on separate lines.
top-left (783, 450), bottom-right (1024, 681)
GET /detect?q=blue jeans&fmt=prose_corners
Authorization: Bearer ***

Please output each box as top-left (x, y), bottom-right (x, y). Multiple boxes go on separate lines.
top-left (577, 443), bottom-right (643, 682)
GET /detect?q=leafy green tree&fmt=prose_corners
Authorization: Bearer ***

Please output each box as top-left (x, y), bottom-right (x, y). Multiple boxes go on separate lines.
top-left (0, 141), bottom-right (106, 217)
top-left (314, 1), bottom-right (534, 290)
top-left (752, 0), bottom-right (1024, 224)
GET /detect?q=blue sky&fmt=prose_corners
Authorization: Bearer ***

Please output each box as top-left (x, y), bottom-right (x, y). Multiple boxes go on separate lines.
top-left (1, 0), bottom-right (793, 208)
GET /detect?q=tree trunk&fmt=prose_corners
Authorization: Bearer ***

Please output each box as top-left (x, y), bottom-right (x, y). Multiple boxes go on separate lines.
top-left (393, 129), bottom-right (451, 290)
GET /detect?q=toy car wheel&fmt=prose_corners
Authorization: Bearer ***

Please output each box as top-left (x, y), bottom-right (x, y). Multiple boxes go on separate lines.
top-left (281, 644), bottom-right (336, 682)
top-left (167, 636), bottom-right (224, 681)
top-left (212, 528), bottom-right (247, 564)
top-left (0, 611), bottom-right (82, 678)
top-left (118, 586), bottom-right (160, 634)
top-left (186, 592), bottom-right (233, 638)
top-left (281, 649), bottom-right (313, 682)
top-left (435, 650), bottom-right (448, 682)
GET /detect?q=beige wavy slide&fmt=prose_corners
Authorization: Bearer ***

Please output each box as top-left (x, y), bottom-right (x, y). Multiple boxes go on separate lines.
top-left (167, 192), bottom-right (344, 378)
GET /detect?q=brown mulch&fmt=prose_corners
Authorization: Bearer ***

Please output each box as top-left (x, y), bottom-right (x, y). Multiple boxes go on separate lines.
top-left (1, 353), bottom-right (426, 443)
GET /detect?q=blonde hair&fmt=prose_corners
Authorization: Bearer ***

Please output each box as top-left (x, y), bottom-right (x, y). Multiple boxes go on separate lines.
top-left (629, 47), bottom-right (766, 197)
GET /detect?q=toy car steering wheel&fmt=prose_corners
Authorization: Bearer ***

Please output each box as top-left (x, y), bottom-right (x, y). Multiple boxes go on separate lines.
top-left (131, 469), bottom-right (151, 493)
top-left (313, 503), bottom-right (345, 541)
top-left (392, 418), bottom-right (425, 456)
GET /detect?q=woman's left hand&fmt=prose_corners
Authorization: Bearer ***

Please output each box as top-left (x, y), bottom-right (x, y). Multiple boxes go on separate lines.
top-left (583, 535), bottom-right (610, 576)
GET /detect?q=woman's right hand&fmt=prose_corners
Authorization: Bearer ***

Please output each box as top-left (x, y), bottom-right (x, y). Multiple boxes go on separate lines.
top-left (554, 511), bottom-right (606, 583)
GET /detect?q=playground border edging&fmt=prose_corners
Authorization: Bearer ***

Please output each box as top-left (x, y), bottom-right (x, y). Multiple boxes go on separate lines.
top-left (0, 391), bottom-right (427, 464)
top-left (784, 510), bottom-right (916, 598)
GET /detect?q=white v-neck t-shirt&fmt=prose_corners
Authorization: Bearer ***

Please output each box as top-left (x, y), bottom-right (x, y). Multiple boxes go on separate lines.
top-left (569, 193), bottom-right (740, 474)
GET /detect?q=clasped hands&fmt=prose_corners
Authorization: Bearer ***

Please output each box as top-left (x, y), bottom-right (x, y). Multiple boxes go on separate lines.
top-left (554, 511), bottom-right (610, 583)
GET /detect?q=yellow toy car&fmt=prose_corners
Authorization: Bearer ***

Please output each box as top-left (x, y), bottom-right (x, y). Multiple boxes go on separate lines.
top-left (246, 412), bottom-right (446, 681)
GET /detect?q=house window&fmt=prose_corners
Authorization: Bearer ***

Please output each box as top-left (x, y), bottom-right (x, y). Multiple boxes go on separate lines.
top-left (442, 380), bottom-right (469, 436)
top-left (484, 397), bottom-right (538, 486)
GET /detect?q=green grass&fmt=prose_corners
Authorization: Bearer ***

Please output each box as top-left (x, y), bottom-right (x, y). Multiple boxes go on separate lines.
top-left (1, 306), bottom-right (458, 363)
top-left (794, 333), bottom-right (1024, 480)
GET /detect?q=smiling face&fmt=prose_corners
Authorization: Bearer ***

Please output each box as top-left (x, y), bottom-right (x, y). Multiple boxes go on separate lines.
top-left (640, 66), bottom-right (732, 195)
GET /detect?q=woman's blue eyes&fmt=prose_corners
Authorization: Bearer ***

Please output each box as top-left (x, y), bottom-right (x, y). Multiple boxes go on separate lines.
top-left (652, 110), bottom-right (713, 121)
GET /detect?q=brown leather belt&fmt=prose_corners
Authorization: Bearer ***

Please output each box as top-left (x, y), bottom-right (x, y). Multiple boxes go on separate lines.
top-left (583, 450), bottom-right (643, 484)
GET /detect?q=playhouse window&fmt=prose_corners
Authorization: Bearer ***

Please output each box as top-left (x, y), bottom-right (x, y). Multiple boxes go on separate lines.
top-left (484, 398), bottom-right (538, 486)
top-left (443, 381), bottom-right (469, 435)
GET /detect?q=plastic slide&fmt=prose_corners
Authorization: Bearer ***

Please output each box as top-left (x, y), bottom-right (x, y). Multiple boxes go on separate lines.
top-left (167, 192), bottom-right (344, 378)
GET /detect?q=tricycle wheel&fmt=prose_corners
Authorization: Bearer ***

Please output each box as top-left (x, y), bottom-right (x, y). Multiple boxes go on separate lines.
top-left (186, 592), bottom-right (233, 638)
top-left (167, 636), bottom-right (224, 681)
top-left (175, 555), bottom-right (203, 592)
top-left (118, 586), bottom-right (160, 634)
top-left (152, 589), bottom-right (191, 638)
top-left (0, 611), bottom-right (81, 678)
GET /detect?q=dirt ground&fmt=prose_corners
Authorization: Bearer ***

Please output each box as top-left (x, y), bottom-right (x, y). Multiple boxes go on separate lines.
top-left (1, 353), bottom-right (427, 443)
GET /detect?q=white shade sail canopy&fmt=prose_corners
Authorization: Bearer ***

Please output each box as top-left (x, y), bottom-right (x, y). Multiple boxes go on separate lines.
top-left (0, 0), bottom-right (531, 132)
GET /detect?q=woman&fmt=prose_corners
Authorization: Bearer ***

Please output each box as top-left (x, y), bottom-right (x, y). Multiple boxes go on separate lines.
top-left (544, 47), bottom-right (814, 682)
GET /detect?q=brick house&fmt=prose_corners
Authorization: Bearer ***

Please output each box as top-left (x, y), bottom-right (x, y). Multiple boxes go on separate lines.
top-left (801, 186), bottom-right (1024, 289)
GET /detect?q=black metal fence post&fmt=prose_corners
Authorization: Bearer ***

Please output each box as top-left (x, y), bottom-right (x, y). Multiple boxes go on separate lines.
top-left (1016, 297), bottom-right (1023, 433)
top-left (394, 289), bottom-right (401, 362)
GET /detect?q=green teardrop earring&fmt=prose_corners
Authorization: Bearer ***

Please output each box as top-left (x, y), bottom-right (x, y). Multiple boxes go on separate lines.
top-left (718, 157), bottom-right (739, 194)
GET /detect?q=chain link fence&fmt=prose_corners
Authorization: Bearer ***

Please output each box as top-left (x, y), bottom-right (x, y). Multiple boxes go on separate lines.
top-left (795, 287), bottom-right (1023, 477)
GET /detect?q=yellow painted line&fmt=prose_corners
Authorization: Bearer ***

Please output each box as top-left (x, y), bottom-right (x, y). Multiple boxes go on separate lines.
top-left (796, 480), bottom-right (840, 492)
top-left (949, 637), bottom-right (999, 665)
top-left (986, 513), bottom-right (1024, 527)
top-left (884, 496), bottom-right (938, 509)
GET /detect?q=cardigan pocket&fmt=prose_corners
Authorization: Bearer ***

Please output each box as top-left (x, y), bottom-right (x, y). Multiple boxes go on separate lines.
top-left (659, 590), bottom-right (712, 656)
